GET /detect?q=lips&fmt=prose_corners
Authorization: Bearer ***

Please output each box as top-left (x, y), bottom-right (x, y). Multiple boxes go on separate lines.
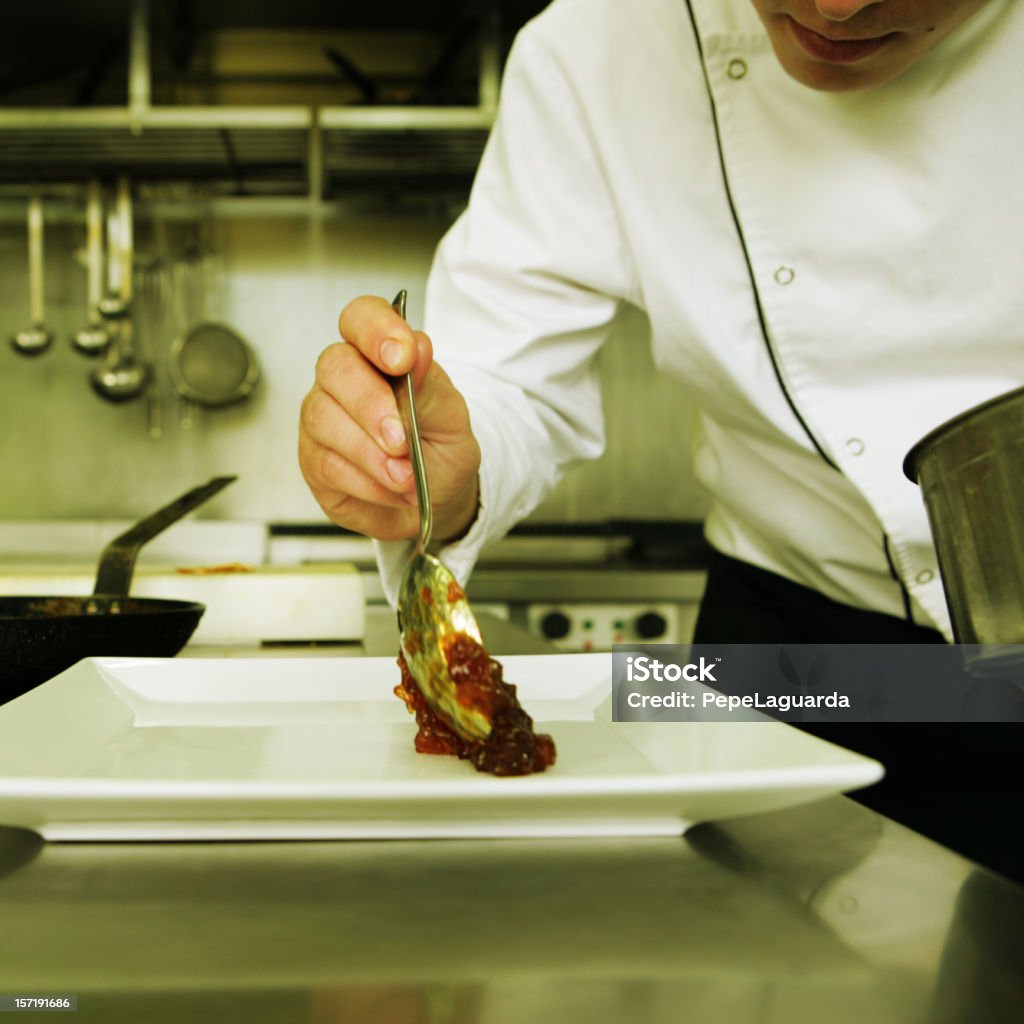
top-left (786, 16), bottom-right (895, 64)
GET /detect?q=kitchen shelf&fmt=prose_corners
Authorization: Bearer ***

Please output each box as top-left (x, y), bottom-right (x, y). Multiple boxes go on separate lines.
top-left (0, 107), bottom-right (311, 129)
top-left (318, 104), bottom-right (493, 196)
top-left (0, 1), bottom-right (519, 201)
top-left (0, 104), bottom-right (494, 198)
top-left (0, 106), bottom-right (312, 195)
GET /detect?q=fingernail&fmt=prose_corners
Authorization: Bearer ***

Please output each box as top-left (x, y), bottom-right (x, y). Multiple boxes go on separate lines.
top-left (386, 458), bottom-right (412, 484)
top-left (380, 338), bottom-right (406, 372)
top-left (380, 415), bottom-right (405, 449)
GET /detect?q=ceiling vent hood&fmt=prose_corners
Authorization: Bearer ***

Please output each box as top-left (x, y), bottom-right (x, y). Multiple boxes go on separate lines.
top-left (0, 0), bottom-right (536, 198)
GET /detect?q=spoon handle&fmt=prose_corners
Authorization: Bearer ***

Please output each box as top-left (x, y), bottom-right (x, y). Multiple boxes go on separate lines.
top-left (85, 179), bottom-right (104, 317)
top-left (27, 193), bottom-right (44, 326)
top-left (391, 290), bottom-right (432, 552)
top-left (117, 176), bottom-right (133, 305)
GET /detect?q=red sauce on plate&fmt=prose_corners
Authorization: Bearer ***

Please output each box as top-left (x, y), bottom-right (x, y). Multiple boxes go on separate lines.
top-left (394, 634), bottom-right (556, 776)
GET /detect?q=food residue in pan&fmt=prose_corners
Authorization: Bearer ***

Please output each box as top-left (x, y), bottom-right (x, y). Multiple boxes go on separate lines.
top-left (175, 563), bottom-right (254, 575)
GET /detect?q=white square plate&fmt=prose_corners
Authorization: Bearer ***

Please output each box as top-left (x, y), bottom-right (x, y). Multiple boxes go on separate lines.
top-left (0, 654), bottom-right (882, 841)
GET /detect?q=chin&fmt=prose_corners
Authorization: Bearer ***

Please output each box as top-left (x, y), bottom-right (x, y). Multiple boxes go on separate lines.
top-left (776, 52), bottom-right (907, 93)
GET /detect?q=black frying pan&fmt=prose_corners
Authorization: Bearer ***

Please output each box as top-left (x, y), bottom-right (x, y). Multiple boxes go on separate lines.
top-left (0, 476), bottom-right (236, 704)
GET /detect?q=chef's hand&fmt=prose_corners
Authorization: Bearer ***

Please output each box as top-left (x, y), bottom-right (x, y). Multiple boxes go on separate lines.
top-left (299, 295), bottom-right (481, 543)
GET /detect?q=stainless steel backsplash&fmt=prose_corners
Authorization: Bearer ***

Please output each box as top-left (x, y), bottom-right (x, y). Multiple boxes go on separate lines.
top-left (0, 205), bottom-right (708, 525)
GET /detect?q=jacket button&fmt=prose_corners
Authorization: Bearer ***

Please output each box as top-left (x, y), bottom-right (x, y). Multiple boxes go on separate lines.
top-left (915, 569), bottom-right (935, 585)
top-left (774, 266), bottom-right (795, 285)
top-left (845, 438), bottom-right (865, 456)
top-left (727, 59), bottom-right (748, 80)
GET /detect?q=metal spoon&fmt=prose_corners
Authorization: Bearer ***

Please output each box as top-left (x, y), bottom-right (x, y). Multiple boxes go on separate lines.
top-left (71, 179), bottom-right (111, 357)
top-left (9, 193), bottom-right (54, 357)
top-left (390, 289), bottom-right (491, 741)
top-left (91, 177), bottom-right (149, 403)
top-left (91, 319), bottom-right (150, 403)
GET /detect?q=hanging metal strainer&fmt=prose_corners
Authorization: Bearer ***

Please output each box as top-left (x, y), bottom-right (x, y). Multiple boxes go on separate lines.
top-left (167, 321), bottom-right (260, 408)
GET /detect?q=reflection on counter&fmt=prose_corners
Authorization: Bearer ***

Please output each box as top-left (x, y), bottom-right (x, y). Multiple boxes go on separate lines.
top-left (1, 796), bottom-right (1022, 1023)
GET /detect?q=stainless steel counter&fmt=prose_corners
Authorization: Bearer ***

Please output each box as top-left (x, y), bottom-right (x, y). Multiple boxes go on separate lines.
top-left (0, 620), bottom-right (1021, 1023)
top-left (0, 797), bottom-right (1020, 1022)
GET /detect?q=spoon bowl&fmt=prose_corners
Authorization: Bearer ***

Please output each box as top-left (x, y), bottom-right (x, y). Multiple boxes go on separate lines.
top-left (71, 324), bottom-right (110, 357)
top-left (10, 326), bottom-right (53, 357)
top-left (91, 320), bottom-right (150, 402)
top-left (91, 355), bottom-right (151, 403)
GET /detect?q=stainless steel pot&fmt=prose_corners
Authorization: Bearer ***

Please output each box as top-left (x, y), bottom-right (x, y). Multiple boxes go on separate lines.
top-left (905, 386), bottom-right (1024, 669)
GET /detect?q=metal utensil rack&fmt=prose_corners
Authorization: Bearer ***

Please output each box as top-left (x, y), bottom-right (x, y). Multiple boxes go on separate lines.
top-left (0, 0), bottom-right (506, 202)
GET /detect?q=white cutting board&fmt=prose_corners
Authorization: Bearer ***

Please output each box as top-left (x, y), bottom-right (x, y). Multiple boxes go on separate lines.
top-left (0, 562), bottom-right (365, 644)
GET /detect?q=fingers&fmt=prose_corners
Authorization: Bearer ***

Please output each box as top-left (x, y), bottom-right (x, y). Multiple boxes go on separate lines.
top-left (312, 341), bottom-right (410, 462)
top-left (299, 387), bottom-right (422, 543)
top-left (304, 476), bottom-right (420, 542)
top-left (300, 294), bottom-right (478, 542)
top-left (300, 383), bottom-right (413, 499)
top-left (338, 295), bottom-right (433, 379)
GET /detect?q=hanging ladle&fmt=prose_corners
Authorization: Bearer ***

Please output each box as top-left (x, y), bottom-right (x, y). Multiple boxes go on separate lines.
top-left (71, 179), bottom-right (111, 357)
top-left (91, 177), bottom-right (150, 403)
top-left (9, 193), bottom-right (54, 357)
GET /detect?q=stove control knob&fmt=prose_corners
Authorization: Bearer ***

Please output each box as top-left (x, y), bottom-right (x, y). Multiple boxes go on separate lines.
top-left (635, 611), bottom-right (668, 640)
top-left (540, 610), bottom-right (572, 640)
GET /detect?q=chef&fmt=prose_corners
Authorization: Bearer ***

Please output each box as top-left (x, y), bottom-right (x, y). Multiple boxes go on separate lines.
top-left (299, 0), bottom-right (1023, 877)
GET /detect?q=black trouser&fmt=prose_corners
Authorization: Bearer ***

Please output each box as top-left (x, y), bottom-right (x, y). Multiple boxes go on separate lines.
top-left (693, 550), bottom-right (1023, 882)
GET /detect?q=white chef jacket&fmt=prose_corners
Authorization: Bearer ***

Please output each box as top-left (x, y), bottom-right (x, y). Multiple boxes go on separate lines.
top-left (377, 0), bottom-right (1024, 640)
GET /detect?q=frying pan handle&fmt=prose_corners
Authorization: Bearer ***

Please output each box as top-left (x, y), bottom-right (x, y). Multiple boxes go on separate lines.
top-left (92, 475), bottom-right (237, 596)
